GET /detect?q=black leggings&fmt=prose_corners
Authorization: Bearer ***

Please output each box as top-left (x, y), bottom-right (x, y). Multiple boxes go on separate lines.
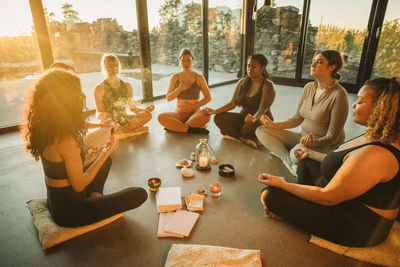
top-left (262, 187), bottom-right (393, 247)
top-left (214, 112), bottom-right (260, 140)
top-left (262, 158), bottom-right (394, 247)
top-left (48, 157), bottom-right (148, 227)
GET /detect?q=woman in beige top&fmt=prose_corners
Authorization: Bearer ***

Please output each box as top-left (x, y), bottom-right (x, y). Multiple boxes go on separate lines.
top-left (256, 50), bottom-right (349, 176)
top-left (157, 48), bottom-right (211, 134)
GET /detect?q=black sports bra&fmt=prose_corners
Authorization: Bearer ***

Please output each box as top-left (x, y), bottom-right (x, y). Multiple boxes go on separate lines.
top-left (321, 141), bottom-right (400, 209)
top-left (41, 150), bottom-right (85, 180)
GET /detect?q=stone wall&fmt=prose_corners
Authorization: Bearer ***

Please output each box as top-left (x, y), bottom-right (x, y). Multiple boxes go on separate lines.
top-left (48, 7), bottom-right (364, 82)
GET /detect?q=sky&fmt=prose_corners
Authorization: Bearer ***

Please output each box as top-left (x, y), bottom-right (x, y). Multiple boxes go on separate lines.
top-left (0, 0), bottom-right (398, 36)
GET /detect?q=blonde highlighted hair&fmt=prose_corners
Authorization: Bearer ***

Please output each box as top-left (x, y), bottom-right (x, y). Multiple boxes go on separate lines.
top-left (101, 53), bottom-right (121, 77)
top-left (365, 77), bottom-right (400, 145)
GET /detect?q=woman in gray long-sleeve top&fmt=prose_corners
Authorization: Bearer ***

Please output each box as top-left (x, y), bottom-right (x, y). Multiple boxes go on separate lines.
top-left (256, 50), bottom-right (349, 176)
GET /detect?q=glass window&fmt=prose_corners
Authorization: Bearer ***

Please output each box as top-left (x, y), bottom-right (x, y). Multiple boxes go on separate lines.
top-left (149, 0), bottom-right (203, 98)
top-left (208, 1), bottom-right (243, 84)
top-left (254, 0), bottom-right (303, 79)
top-left (42, 0), bottom-right (141, 109)
top-left (372, 0), bottom-right (400, 78)
top-left (0, 1), bottom-right (42, 128)
top-left (302, 0), bottom-right (373, 83)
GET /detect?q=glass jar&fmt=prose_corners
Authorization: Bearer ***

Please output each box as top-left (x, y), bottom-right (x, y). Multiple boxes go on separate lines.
top-left (195, 138), bottom-right (211, 170)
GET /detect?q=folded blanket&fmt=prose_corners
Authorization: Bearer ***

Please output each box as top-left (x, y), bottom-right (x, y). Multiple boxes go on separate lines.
top-left (309, 221), bottom-right (400, 267)
top-left (164, 244), bottom-right (262, 267)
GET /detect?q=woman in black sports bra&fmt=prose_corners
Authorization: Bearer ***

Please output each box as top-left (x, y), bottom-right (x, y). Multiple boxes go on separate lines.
top-left (21, 70), bottom-right (147, 227)
top-left (205, 54), bottom-right (276, 149)
top-left (259, 77), bottom-right (400, 247)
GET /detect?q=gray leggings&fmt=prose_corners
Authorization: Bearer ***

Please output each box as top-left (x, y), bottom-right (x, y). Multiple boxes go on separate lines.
top-left (255, 127), bottom-right (333, 164)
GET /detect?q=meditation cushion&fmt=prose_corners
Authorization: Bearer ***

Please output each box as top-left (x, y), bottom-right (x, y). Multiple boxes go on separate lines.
top-left (309, 221), bottom-right (400, 267)
top-left (27, 198), bottom-right (125, 250)
top-left (164, 244), bottom-right (262, 267)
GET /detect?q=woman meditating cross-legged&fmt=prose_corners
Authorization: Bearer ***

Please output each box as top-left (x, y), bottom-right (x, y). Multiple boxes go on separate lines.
top-left (256, 50), bottom-right (348, 175)
top-left (21, 69), bottom-right (147, 227)
top-left (157, 48), bottom-right (211, 134)
top-left (204, 54), bottom-right (275, 149)
top-left (259, 77), bottom-right (400, 247)
top-left (95, 54), bottom-right (154, 139)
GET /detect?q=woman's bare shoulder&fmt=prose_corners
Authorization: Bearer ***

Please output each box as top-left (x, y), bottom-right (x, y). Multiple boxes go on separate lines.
top-left (94, 82), bottom-right (105, 93)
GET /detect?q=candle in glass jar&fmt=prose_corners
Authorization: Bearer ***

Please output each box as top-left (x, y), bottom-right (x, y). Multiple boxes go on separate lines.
top-left (199, 155), bottom-right (208, 168)
top-left (209, 182), bottom-right (221, 194)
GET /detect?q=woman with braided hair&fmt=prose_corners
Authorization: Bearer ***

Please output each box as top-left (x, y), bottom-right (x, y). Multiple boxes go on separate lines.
top-left (259, 77), bottom-right (400, 247)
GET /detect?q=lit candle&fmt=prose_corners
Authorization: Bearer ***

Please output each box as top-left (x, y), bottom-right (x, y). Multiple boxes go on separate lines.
top-left (199, 155), bottom-right (208, 168)
top-left (209, 182), bottom-right (221, 194)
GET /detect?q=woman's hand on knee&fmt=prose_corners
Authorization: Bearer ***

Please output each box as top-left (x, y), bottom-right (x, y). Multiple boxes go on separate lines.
top-left (244, 114), bottom-right (255, 123)
top-left (260, 115), bottom-right (278, 129)
top-left (300, 133), bottom-right (315, 147)
top-left (294, 147), bottom-right (310, 160)
top-left (203, 107), bottom-right (215, 115)
top-left (145, 104), bottom-right (154, 112)
top-left (258, 173), bottom-right (287, 187)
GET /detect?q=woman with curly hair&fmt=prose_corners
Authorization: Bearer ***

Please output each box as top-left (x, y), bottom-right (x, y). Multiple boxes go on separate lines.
top-left (259, 77), bottom-right (400, 247)
top-left (21, 69), bottom-right (147, 227)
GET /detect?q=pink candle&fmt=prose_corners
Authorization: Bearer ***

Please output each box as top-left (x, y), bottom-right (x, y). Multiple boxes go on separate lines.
top-left (209, 182), bottom-right (221, 194)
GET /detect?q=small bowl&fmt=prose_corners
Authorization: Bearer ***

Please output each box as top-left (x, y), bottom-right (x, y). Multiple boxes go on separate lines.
top-left (218, 164), bottom-right (235, 177)
top-left (148, 178), bottom-right (162, 192)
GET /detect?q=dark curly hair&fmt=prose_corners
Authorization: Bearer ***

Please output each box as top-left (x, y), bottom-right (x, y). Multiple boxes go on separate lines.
top-left (365, 77), bottom-right (400, 145)
top-left (20, 69), bottom-right (88, 160)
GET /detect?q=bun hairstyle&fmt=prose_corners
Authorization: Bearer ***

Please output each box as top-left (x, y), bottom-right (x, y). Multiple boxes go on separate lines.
top-left (178, 48), bottom-right (194, 60)
top-left (365, 77), bottom-right (400, 144)
top-left (315, 50), bottom-right (343, 80)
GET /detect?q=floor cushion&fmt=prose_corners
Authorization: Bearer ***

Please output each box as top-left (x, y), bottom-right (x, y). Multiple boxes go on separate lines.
top-left (309, 221), bottom-right (400, 267)
top-left (27, 198), bottom-right (125, 250)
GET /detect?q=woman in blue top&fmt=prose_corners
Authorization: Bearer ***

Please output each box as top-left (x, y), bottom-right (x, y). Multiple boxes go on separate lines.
top-left (259, 77), bottom-right (400, 246)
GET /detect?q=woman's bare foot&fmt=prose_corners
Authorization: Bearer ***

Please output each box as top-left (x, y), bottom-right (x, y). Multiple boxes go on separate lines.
top-left (89, 192), bottom-right (103, 198)
top-left (264, 207), bottom-right (283, 220)
top-left (240, 137), bottom-right (258, 149)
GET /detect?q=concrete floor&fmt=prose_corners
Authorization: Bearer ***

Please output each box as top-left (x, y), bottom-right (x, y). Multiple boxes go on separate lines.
top-left (0, 83), bottom-right (374, 267)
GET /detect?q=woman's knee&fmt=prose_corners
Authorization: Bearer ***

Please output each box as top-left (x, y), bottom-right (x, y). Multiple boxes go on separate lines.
top-left (126, 187), bottom-right (148, 205)
top-left (157, 113), bottom-right (168, 126)
top-left (263, 187), bottom-right (287, 212)
top-left (255, 126), bottom-right (267, 139)
top-left (214, 113), bottom-right (227, 127)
